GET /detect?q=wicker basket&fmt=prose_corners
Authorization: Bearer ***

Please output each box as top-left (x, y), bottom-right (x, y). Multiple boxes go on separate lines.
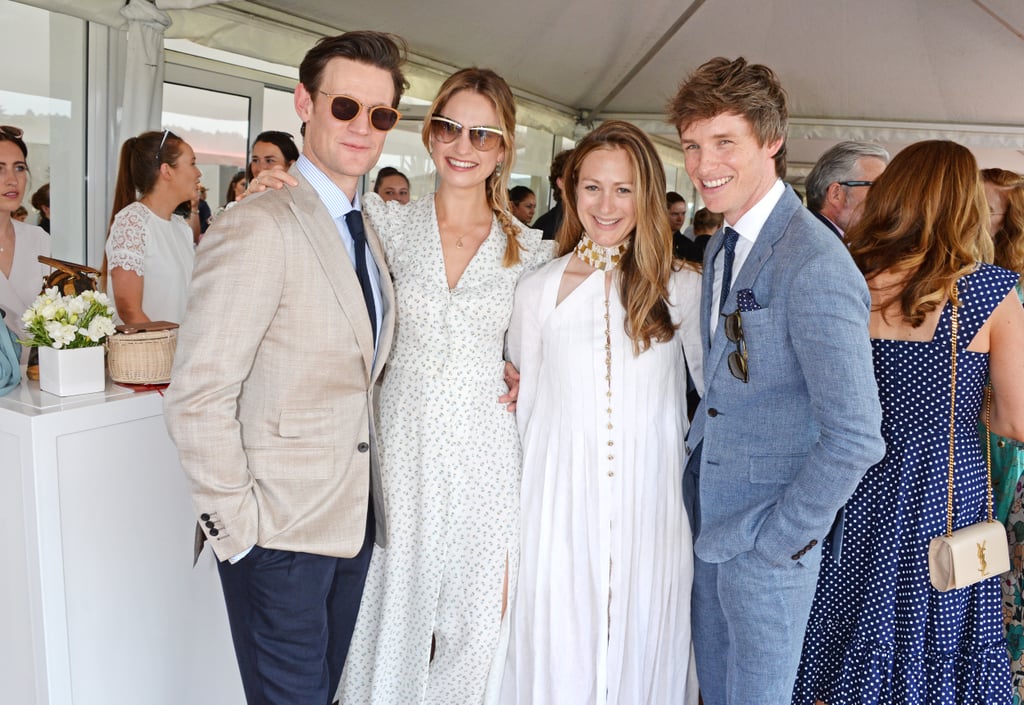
top-left (106, 328), bottom-right (178, 385)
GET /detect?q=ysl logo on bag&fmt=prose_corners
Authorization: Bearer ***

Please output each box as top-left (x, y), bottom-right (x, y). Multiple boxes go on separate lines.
top-left (977, 541), bottom-right (990, 575)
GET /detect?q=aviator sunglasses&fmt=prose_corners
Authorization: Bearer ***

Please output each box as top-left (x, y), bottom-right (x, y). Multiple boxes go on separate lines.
top-left (319, 92), bottom-right (402, 132)
top-left (721, 310), bottom-right (749, 383)
top-left (430, 116), bottom-right (504, 152)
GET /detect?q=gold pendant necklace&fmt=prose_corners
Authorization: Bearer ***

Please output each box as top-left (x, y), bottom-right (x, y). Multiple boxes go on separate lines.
top-left (0, 224), bottom-right (13, 253)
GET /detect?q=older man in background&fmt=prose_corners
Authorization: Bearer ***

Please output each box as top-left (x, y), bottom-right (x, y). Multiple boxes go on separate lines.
top-left (805, 140), bottom-right (889, 238)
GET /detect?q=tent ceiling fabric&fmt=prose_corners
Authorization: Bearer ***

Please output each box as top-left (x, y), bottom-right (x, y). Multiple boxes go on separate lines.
top-left (234, 0), bottom-right (1024, 123)
top-left (234, 0), bottom-right (1024, 170)
top-left (15, 0), bottom-right (231, 25)
top-left (15, 0), bottom-right (1024, 170)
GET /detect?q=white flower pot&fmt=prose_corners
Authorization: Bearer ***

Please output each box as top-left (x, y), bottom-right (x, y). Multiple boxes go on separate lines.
top-left (38, 345), bottom-right (106, 396)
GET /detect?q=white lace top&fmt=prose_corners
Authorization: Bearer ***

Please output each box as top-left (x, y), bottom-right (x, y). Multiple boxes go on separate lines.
top-left (105, 201), bottom-right (195, 323)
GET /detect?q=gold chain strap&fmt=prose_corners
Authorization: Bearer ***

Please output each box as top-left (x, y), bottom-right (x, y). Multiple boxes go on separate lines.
top-left (985, 384), bottom-right (994, 522)
top-left (944, 281), bottom-right (996, 538)
top-left (946, 284), bottom-right (957, 537)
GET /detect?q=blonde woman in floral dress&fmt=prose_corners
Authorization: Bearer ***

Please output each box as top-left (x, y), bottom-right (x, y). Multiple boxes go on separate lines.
top-left (335, 68), bottom-right (553, 705)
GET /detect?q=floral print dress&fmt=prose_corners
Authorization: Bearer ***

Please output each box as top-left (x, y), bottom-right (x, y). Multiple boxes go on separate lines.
top-left (1000, 282), bottom-right (1024, 704)
top-left (1003, 469), bottom-right (1024, 704)
top-left (337, 194), bottom-right (553, 705)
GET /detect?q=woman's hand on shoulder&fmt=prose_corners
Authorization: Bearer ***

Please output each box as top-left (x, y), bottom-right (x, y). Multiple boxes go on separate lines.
top-left (243, 167), bottom-right (297, 198)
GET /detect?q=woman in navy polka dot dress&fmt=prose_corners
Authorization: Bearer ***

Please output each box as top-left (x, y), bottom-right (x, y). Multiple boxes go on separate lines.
top-left (793, 141), bottom-right (1024, 705)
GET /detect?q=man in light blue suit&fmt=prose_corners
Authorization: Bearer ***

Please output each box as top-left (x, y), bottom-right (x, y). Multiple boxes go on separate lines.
top-left (668, 57), bottom-right (885, 705)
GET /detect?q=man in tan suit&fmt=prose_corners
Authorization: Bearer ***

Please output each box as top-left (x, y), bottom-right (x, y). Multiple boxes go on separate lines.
top-left (164, 31), bottom-right (407, 705)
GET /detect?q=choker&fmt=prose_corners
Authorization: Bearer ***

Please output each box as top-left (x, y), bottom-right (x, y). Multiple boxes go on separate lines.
top-left (574, 232), bottom-right (628, 271)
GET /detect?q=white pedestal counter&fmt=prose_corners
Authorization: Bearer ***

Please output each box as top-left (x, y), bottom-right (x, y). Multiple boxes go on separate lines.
top-left (0, 377), bottom-right (244, 704)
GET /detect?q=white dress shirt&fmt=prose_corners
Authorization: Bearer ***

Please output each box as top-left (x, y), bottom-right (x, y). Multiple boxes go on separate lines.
top-left (710, 179), bottom-right (785, 336)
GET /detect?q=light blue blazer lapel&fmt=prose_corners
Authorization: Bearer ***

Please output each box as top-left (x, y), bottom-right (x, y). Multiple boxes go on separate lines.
top-left (688, 227), bottom-right (723, 448)
top-left (729, 186), bottom-right (801, 300)
top-left (704, 187), bottom-right (802, 379)
top-left (700, 227), bottom-right (724, 352)
top-left (287, 171), bottom-right (376, 378)
top-left (703, 226), bottom-right (732, 384)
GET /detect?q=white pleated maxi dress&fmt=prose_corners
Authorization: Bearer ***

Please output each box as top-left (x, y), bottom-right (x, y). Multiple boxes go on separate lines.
top-left (495, 254), bottom-right (702, 705)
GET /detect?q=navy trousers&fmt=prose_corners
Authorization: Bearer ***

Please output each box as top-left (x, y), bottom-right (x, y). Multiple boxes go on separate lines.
top-left (216, 505), bottom-right (374, 705)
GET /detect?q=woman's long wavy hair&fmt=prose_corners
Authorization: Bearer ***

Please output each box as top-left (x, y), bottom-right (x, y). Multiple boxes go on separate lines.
top-left (846, 140), bottom-right (986, 326)
top-left (557, 120), bottom-right (677, 354)
top-left (422, 68), bottom-right (523, 267)
top-left (982, 167), bottom-right (1024, 274)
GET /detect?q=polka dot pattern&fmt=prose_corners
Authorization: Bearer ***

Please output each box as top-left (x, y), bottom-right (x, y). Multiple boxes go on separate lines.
top-left (793, 263), bottom-right (1019, 705)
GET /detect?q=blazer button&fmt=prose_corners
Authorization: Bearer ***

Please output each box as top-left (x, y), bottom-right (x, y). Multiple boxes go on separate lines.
top-left (707, 408), bottom-right (719, 417)
top-left (791, 553), bottom-right (801, 561)
top-left (200, 513), bottom-right (210, 521)
top-left (209, 528), bottom-right (219, 537)
top-left (809, 539), bottom-right (818, 548)
top-left (357, 442), bottom-right (370, 453)
top-left (205, 521), bottom-right (215, 529)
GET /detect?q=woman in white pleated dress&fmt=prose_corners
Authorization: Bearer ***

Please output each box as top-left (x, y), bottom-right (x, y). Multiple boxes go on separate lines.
top-left (499, 120), bottom-right (701, 705)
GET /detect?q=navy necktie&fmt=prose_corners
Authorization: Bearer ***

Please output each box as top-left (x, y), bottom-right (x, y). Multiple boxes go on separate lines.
top-left (344, 210), bottom-right (377, 343)
top-left (719, 226), bottom-right (740, 312)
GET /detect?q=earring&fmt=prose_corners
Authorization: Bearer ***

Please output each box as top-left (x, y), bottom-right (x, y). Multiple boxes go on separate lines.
top-left (495, 162), bottom-right (503, 176)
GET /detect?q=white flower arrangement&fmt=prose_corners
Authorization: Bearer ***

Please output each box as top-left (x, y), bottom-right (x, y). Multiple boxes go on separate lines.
top-left (20, 288), bottom-right (116, 349)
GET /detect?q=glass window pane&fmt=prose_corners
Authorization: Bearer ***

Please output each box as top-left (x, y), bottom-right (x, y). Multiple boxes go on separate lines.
top-left (162, 83), bottom-right (249, 213)
top-left (373, 121), bottom-right (436, 203)
top-left (261, 87), bottom-right (303, 153)
top-left (510, 126), bottom-right (555, 214)
top-left (1, 0), bottom-right (86, 260)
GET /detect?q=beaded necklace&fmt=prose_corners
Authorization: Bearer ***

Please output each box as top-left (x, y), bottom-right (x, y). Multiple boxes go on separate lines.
top-left (571, 232), bottom-right (624, 478)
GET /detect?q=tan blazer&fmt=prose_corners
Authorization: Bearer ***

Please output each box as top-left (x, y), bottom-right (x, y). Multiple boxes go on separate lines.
top-left (164, 169), bottom-right (394, 562)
